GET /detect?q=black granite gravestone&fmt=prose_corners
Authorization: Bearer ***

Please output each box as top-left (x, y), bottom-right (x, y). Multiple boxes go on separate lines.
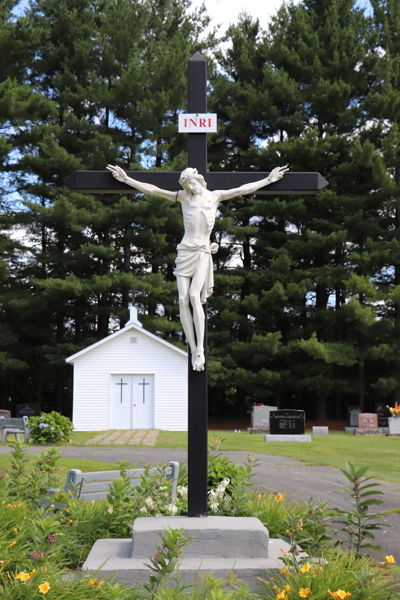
top-left (269, 410), bottom-right (305, 435)
top-left (347, 406), bottom-right (361, 427)
top-left (16, 404), bottom-right (40, 418)
top-left (375, 403), bottom-right (390, 428)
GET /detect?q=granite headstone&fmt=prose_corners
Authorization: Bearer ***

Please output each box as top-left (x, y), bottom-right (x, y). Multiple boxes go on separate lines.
top-left (252, 406), bottom-right (278, 429)
top-left (347, 406), bottom-right (361, 428)
top-left (269, 410), bottom-right (305, 435)
top-left (0, 409), bottom-right (11, 418)
top-left (356, 412), bottom-right (381, 435)
top-left (375, 403), bottom-right (390, 428)
top-left (16, 404), bottom-right (40, 418)
top-left (358, 413), bottom-right (378, 429)
top-left (312, 426), bottom-right (328, 436)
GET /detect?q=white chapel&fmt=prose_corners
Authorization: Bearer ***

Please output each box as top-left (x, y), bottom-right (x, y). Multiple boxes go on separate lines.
top-left (66, 308), bottom-right (188, 432)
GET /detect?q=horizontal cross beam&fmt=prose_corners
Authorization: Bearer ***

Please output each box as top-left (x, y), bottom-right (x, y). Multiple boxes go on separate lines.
top-left (64, 171), bottom-right (328, 195)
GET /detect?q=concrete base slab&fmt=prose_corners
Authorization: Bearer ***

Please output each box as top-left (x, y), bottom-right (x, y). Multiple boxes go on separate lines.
top-left (344, 427), bottom-right (357, 432)
top-left (83, 516), bottom-right (290, 590)
top-left (132, 516), bottom-right (269, 559)
top-left (264, 434), bottom-right (311, 442)
top-left (83, 537), bottom-right (289, 590)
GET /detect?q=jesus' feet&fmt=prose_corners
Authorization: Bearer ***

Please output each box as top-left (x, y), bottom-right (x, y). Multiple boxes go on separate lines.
top-left (192, 349), bottom-right (205, 371)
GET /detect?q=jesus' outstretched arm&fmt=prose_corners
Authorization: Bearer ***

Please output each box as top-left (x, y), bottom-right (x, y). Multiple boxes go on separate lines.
top-left (219, 165), bottom-right (289, 201)
top-left (106, 165), bottom-right (180, 202)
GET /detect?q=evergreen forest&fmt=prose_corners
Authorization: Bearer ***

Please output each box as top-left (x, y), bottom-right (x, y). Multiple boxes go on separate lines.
top-left (1, 0), bottom-right (399, 422)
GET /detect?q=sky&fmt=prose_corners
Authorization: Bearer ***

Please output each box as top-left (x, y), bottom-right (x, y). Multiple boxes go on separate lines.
top-left (195, 0), bottom-right (372, 34)
top-left (13, 0), bottom-right (373, 34)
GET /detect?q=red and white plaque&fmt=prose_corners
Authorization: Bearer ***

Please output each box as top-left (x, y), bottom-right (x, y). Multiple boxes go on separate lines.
top-left (178, 113), bottom-right (217, 133)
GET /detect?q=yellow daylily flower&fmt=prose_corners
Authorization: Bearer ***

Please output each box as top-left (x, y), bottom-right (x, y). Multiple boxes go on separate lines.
top-left (299, 589), bottom-right (311, 598)
top-left (385, 555), bottom-right (396, 564)
top-left (328, 590), bottom-right (352, 600)
top-left (275, 493), bottom-right (285, 503)
top-left (280, 566), bottom-right (289, 575)
top-left (38, 581), bottom-right (51, 594)
top-left (16, 572), bottom-right (31, 582)
top-left (299, 563), bottom-right (311, 573)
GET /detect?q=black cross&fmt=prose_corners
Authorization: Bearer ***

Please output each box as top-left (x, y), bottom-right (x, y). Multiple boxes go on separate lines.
top-left (138, 378), bottom-right (150, 404)
top-left (116, 378), bottom-right (127, 404)
top-left (65, 53), bottom-right (328, 518)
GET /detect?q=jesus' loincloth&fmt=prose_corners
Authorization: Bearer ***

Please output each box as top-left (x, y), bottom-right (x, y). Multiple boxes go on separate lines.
top-left (174, 242), bottom-right (218, 304)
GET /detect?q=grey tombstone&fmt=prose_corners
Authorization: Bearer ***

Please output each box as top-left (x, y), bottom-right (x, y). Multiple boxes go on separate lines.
top-left (388, 417), bottom-right (400, 435)
top-left (348, 406), bottom-right (361, 427)
top-left (312, 426), bottom-right (328, 436)
top-left (248, 405), bottom-right (278, 433)
top-left (345, 406), bottom-right (361, 431)
top-left (16, 404), bottom-right (40, 418)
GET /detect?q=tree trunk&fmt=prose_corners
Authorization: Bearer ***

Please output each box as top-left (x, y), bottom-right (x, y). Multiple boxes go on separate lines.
top-left (315, 390), bottom-right (327, 421)
top-left (120, 225), bottom-right (132, 328)
top-left (358, 360), bottom-right (365, 411)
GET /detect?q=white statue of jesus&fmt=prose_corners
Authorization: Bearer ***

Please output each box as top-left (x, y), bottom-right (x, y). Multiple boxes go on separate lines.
top-left (107, 164), bottom-right (288, 371)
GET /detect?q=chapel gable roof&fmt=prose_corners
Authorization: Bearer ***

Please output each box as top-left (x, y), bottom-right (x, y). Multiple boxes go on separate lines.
top-left (66, 320), bottom-right (187, 364)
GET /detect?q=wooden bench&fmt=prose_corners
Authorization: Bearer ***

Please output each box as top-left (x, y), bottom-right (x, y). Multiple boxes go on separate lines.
top-left (0, 416), bottom-right (30, 443)
top-left (63, 461), bottom-right (180, 502)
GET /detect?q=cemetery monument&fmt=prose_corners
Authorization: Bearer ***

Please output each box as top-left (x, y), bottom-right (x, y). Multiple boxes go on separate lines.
top-left (66, 52), bottom-right (328, 583)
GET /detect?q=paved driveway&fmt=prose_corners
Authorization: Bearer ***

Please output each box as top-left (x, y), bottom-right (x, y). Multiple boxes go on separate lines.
top-left (0, 446), bottom-right (398, 561)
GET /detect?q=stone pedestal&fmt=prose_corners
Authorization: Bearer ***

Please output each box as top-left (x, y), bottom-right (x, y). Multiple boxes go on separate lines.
top-left (83, 516), bottom-right (290, 590)
top-left (388, 417), bottom-right (400, 435)
top-left (355, 428), bottom-right (382, 435)
top-left (264, 434), bottom-right (311, 442)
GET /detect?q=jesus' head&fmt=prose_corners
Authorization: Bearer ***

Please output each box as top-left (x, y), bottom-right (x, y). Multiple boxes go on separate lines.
top-left (179, 168), bottom-right (207, 197)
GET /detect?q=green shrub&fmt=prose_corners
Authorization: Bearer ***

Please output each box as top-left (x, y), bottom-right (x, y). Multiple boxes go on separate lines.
top-left (29, 412), bottom-right (73, 445)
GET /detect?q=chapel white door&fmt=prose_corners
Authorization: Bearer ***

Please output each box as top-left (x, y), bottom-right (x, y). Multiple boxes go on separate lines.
top-left (111, 375), bottom-right (132, 429)
top-left (132, 375), bottom-right (154, 429)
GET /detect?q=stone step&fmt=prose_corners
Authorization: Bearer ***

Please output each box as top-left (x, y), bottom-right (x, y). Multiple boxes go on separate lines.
top-left (83, 535), bottom-right (290, 591)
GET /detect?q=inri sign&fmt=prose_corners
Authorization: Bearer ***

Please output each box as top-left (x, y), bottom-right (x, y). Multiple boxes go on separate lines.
top-left (178, 113), bottom-right (217, 133)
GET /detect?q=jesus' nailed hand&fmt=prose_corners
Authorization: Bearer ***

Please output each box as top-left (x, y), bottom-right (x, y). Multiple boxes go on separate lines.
top-left (107, 164), bottom-right (288, 371)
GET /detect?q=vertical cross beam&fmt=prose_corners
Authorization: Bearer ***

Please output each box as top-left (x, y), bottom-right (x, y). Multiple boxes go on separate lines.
top-left (188, 52), bottom-right (207, 175)
top-left (187, 52), bottom-right (208, 517)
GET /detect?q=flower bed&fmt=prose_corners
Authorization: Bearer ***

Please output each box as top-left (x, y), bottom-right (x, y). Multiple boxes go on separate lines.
top-left (0, 443), bottom-right (398, 599)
